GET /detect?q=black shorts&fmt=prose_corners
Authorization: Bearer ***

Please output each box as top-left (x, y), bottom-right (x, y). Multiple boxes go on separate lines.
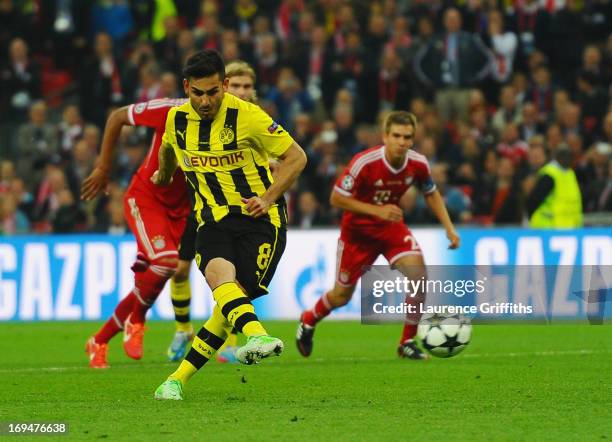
top-left (195, 215), bottom-right (287, 299)
top-left (178, 212), bottom-right (198, 261)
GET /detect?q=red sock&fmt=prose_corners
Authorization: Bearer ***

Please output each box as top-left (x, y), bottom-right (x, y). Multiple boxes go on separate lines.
top-left (302, 292), bottom-right (333, 327)
top-left (95, 293), bottom-right (136, 344)
top-left (400, 323), bottom-right (418, 344)
top-left (130, 269), bottom-right (169, 324)
top-left (400, 293), bottom-right (422, 344)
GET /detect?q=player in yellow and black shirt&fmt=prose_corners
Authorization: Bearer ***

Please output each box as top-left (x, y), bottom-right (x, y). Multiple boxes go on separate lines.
top-left (153, 50), bottom-right (306, 401)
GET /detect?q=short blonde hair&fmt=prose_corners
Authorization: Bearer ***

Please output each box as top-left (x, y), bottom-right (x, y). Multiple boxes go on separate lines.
top-left (225, 60), bottom-right (256, 82)
top-left (383, 111), bottom-right (418, 134)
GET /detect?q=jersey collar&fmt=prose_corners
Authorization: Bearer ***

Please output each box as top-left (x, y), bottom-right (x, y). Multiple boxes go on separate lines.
top-left (381, 145), bottom-right (409, 174)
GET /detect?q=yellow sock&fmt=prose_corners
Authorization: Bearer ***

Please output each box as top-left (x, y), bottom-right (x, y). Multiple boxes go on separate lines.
top-left (170, 279), bottom-right (192, 331)
top-left (169, 306), bottom-right (229, 385)
top-left (225, 329), bottom-right (238, 347)
top-left (212, 282), bottom-right (267, 337)
top-left (169, 360), bottom-right (198, 384)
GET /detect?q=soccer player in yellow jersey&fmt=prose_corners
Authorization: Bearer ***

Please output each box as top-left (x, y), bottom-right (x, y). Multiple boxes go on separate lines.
top-left (166, 60), bottom-right (260, 364)
top-left (153, 50), bottom-right (306, 400)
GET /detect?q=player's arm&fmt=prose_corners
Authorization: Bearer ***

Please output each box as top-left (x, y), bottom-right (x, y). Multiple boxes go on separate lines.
top-left (330, 190), bottom-right (403, 222)
top-left (423, 190), bottom-right (460, 249)
top-left (243, 142), bottom-right (307, 217)
top-left (151, 138), bottom-right (177, 186)
top-left (80, 106), bottom-right (130, 200)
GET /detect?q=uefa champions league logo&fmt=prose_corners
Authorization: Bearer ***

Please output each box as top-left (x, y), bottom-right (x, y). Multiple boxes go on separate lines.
top-left (294, 246), bottom-right (360, 315)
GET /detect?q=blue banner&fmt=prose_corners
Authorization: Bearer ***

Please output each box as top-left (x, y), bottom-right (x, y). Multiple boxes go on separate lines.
top-left (0, 228), bottom-right (610, 321)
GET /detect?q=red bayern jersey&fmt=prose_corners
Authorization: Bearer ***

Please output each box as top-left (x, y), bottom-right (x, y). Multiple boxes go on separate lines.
top-left (127, 98), bottom-right (190, 218)
top-left (333, 145), bottom-right (436, 232)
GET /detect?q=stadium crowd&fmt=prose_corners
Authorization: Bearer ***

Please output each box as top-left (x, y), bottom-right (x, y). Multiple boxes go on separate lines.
top-left (0, 0), bottom-right (611, 234)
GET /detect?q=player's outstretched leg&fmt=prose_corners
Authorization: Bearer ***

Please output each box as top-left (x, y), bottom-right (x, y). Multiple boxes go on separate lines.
top-left (85, 290), bottom-right (137, 368)
top-left (167, 261), bottom-right (194, 361)
top-left (155, 306), bottom-right (230, 400)
top-left (297, 284), bottom-right (354, 357)
top-left (394, 256), bottom-right (428, 360)
top-left (210, 281), bottom-right (283, 364)
top-left (123, 268), bottom-right (170, 360)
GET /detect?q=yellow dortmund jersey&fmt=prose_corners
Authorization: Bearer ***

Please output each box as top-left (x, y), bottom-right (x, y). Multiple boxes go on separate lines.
top-left (163, 93), bottom-right (294, 228)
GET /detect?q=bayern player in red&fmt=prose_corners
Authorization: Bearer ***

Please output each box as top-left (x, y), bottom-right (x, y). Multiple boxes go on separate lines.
top-left (296, 111), bottom-right (460, 359)
top-left (81, 97), bottom-right (190, 368)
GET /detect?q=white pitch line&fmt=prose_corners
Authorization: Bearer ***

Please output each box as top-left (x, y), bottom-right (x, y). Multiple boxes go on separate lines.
top-left (2, 349), bottom-right (611, 374)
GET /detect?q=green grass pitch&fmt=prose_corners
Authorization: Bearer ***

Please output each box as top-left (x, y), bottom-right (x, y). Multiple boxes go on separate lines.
top-left (1, 321), bottom-right (610, 441)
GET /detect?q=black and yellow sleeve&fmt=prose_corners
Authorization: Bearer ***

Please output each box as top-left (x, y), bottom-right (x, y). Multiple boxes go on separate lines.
top-left (247, 105), bottom-right (294, 158)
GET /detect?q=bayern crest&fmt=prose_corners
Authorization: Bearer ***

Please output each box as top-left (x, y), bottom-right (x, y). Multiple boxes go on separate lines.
top-left (152, 235), bottom-right (166, 250)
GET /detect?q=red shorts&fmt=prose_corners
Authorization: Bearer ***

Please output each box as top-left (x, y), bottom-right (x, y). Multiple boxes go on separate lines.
top-left (124, 188), bottom-right (186, 265)
top-left (336, 223), bottom-right (422, 287)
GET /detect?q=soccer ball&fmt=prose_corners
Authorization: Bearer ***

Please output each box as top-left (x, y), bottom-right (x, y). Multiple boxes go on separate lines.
top-left (417, 313), bottom-right (472, 358)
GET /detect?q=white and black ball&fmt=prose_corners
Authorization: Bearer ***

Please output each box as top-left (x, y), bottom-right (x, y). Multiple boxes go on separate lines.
top-left (417, 313), bottom-right (472, 358)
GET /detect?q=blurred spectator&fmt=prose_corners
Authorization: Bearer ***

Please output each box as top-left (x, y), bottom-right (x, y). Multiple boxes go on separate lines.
top-left (528, 146), bottom-right (583, 228)
top-left (52, 188), bottom-right (87, 233)
top-left (490, 157), bottom-right (523, 225)
top-left (15, 101), bottom-right (59, 183)
top-left (599, 112), bottom-right (612, 145)
top-left (482, 9), bottom-right (518, 101)
top-left (159, 71), bottom-right (180, 98)
top-left (106, 200), bottom-right (128, 234)
top-left (528, 65), bottom-right (555, 122)
top-left (0, 159), bottom-right (15, 193)
top-left (559, 102), bottom-right (583, 138)
top-left (275, 0), bottom-right (305, 41)
top-left (497, 122), bottom-right (528, 167)
top-left (0, 1), bottom-right (29, 62)
top-left (385, 15), bottom-right (412, 62)
top-left (8, 176), bottom-right (33, 221)
top-left (292, 190), bottom-right (331, 228)
top-left (65, 139), bottom-right (95, 197)
top-left (580, 142), bottom-right (611, 213)
top-left (492, 85), bottom-right (523, 135)
top-left (265, 66), bottom-right (314, 132)
top-left (527, 136), bottom-right (548, 172)
top-left (507, 0), bottom-right (549, 71)
top-left (80, 32), bottom-right (124, 128)
top-left (292, 112), bottom-right (314, 149)
top-left (253, 32), bottom-right (280, 96)
top-left (0, 193), bottom-right (29, 234)
top-left (416, 163), bottom-right (471, 223)
top-left (374, 47), bottom-right (412, 119)
top-left (413, 7), bottom-right (492, 122)
top-left (0, 38), bottom-right (41, 131)
top-left (518, 102), bottom-right (544, 141)
top-left (134, 62), bottom-right (163, 102)
top-left (91, 0), bottom-right (134, 51)
top-left (579, 44), bottom-right (605, 87)
top-left (511, 70), bottom-right (529, 105)
top-left (575, 70), bottom-right (608, 137)
top-left (545, 123), bottom-right (564, 153)
top-left (82, 124), bottom-right (102, 154)
top-left (31, 165), bottom-right (69, 231)
top-left (154, 15), bottom-right (181, 72)
top-left (333, 105), bottom-right (356, 155)
top-left (58, 104), bottom-right (84, 160)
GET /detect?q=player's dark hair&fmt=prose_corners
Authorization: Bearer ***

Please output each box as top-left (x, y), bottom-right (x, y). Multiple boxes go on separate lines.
top-left (383, 111), bottom-right (418, 134)
top-left (182, 49), bottom-right (225, 81)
